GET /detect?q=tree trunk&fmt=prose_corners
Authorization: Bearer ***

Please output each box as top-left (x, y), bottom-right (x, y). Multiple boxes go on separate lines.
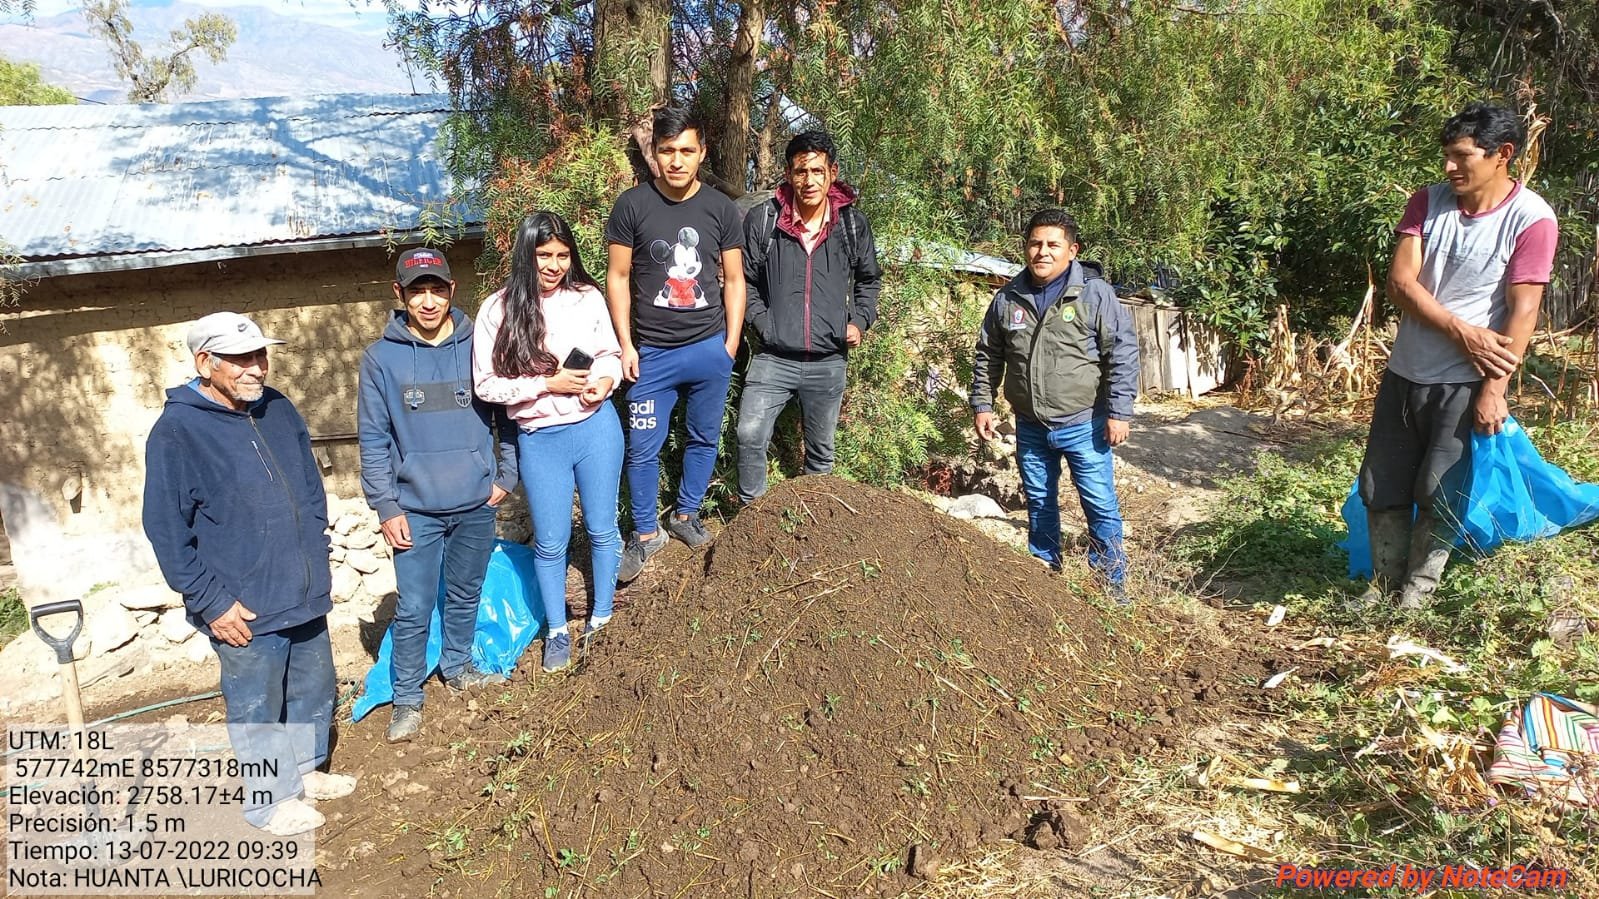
top-left (592, 0), bottom-right (673, 180)
top-left (715, 0), bottom-right (766, 196)
top-left (753, 78), bottom-right (785, 189)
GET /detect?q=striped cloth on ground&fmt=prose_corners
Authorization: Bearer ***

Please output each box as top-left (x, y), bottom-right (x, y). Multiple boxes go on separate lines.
top-left (1487, 693), bottom-right (1599, 806)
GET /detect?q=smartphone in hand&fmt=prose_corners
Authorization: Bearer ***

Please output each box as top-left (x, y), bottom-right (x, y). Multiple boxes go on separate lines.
top-left (563, 347), bottom-right (594, 370)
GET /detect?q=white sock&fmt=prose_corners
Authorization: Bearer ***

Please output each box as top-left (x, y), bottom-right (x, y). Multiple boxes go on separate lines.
top-left (587, 614), bottom-right (612, 631)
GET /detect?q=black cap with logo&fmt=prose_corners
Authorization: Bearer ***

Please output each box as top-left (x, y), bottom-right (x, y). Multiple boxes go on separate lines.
top-left (395, 247), bottom-right (453, 287)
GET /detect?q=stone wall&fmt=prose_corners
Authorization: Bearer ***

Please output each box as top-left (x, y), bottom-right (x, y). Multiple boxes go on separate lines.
top-left (0, 240), bottom-right (489, 605)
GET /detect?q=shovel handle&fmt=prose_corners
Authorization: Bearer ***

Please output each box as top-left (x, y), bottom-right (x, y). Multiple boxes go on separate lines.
top-left (30, 599), bottom-right (84, 665)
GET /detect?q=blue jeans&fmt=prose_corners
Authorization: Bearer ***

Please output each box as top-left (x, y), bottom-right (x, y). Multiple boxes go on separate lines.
top-left (520, 403), bottom-right (624, 632)
top-left (624, 332), bottom-right (735, 530)
top-left (211, 616), bottom-right (334, 827)
top-left (734, 353), bottom-right (847, 502)
top-left (388, 502), bottom-right (498, 707)
top-left (1015, 416), bottom-right (1128, 584)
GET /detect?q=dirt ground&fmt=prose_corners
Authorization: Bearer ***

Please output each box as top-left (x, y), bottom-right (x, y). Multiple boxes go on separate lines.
top-left (0, 399), bottom-right (1292, 724)
top-left (3, 400), bottom-right (1329, 898)
top-left (279, 473), bottom-right (1320, 899)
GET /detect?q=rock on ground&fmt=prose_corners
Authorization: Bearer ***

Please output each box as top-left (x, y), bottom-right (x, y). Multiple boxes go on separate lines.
top-left (158, 607), bottom-right (197, 644)
top-left (946, 493), bottom-right (1007, 520)
top-left (362, 566), bottom-right (398, 600)
top-left (85, 600), bottom-right (140, 656)
top-left (331, 566), bottom-right (363, 603)
top-left (345, 549), bottom-right (382, 575)
top-left (111, 583), bottom-right (183, 611)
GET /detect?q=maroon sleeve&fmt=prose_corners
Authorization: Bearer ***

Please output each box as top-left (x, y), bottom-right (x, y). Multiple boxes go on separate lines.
top-left (1395, 188), bottom-right (1428, 237)
top-left (1506, 218), bottom-right (1559, 285)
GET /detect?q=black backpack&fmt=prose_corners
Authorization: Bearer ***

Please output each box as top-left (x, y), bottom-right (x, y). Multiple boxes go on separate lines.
top-left (746, 198), bottom-right (867, 272)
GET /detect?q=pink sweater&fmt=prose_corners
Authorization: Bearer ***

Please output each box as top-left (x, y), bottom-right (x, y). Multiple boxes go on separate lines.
top-left (472, 284), bottom-right (624, 431)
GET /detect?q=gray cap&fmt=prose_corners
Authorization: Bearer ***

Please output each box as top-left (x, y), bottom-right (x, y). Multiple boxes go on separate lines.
top-left (185, 312), bottom-right (285, 356)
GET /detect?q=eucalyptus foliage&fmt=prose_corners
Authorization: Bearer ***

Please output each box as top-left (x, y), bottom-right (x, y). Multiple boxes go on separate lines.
top-left (388, 0), bottom-right (1599, 488)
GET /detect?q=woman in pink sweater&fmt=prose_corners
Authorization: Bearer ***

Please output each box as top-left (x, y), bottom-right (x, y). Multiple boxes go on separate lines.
top-left (473, 211), bottom-right (624, 673)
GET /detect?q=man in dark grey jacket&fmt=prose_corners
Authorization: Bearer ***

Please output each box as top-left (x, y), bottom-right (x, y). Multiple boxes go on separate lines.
top-left (971, 209), bottom-right (1139, 601)
top-left (735, 130), bottom-right (882, 502)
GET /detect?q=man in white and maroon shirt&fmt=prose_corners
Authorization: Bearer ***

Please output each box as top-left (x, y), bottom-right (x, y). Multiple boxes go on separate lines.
top-left (1357, 102), bottom-right (1559, 611)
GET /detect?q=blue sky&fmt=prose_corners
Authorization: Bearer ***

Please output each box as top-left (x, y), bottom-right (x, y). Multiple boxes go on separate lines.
top-left (6, 0), bottom-right (410, 35)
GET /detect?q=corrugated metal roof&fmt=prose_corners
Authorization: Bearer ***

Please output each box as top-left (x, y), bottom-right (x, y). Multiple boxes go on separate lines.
top-left (892, 240), bottom-right (1023, 279)
top-left (0, 93), bottom-right (479, 263)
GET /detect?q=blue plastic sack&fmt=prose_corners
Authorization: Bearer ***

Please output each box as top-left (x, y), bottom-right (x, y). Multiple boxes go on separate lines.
top-left (350, 539), bottom-right (543, 722)
top-left (1341, 417), bottom-right (1599, 578)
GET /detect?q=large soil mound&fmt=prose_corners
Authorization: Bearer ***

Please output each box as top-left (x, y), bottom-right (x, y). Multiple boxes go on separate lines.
top-left (322, 475), bottom-right (1269, 896)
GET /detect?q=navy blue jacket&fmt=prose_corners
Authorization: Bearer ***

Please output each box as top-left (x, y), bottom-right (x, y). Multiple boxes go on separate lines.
top-left (143, 384), bottom-right (333, 633)
top-left (358, 309), bottom-right (518, 522)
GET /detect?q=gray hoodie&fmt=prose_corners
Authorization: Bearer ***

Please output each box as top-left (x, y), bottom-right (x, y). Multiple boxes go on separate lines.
top-left (358, 308), bottom-right (518, 521)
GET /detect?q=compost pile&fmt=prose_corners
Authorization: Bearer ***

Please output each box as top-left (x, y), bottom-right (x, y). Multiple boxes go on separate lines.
top-left (341, 475), bottom-right (1269, 896)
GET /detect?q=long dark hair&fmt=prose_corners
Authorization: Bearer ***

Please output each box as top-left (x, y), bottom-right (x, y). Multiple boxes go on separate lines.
top-left (492, 211), bottom-right (600, 378)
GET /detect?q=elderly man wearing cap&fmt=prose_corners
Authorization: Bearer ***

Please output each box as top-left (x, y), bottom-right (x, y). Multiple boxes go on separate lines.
top-left (143, 311), bottom-right (356, 836)
top-left (358, 248), bottom-right (518, 743)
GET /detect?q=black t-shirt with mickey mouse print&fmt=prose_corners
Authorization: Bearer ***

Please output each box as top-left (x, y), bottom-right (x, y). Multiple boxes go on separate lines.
top-left (605, 180), bottom-right (745, 349)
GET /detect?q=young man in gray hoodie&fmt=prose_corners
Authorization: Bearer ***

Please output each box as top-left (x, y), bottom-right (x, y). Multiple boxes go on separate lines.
top-left (358, 248), bottom-right (519, 743)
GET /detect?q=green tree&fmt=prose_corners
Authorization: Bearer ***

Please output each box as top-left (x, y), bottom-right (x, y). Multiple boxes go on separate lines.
top-left (1437, 0), bottom-right (1599, 169)
top-left (1, 0), bottom-right (236, 103)
top-left (83, 0), bottom-right (236, 103)
top-left (0, 55), bottom-right (75, 105)
top-left (391, 0), bottom-right (1599, 487)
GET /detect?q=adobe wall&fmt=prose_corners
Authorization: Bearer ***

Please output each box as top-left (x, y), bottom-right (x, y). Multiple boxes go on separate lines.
top-left (0, 240), bottom-right (488, 603)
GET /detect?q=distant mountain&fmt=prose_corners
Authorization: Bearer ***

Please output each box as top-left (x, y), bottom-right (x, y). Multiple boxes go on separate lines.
top-left (0, 3), bottom-right (426, 103)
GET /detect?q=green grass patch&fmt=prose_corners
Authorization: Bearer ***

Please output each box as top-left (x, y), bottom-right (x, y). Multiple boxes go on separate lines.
top-left (1173, 438), bottom-right (1362, 598)
top-left (0, 585), bottom-right (24, 651)
top-left (1175, 416), bottom-right (1599, 896)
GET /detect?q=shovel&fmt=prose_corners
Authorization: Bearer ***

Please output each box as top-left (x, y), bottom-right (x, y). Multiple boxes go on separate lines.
top-left (25, 598), bottom-right (112, 854)
top-left (29, 598), bottom-right (87, 737)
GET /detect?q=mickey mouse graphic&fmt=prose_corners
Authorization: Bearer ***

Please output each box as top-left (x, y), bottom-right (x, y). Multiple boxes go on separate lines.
top-left (648, 227), bottom-right (707, 309)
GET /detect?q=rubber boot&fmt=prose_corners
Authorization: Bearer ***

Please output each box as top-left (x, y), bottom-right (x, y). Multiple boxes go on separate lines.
top-left (1397, 507), bottom-right (1451, 611)
top-left (1350, 508), bottom-right (1411, 611)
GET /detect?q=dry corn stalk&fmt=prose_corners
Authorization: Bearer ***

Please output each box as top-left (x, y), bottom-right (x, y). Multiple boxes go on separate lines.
top-left (1516, 102), bottom-right (1550, 184)
top-left (1264, 304), bottom-right (1300, 392)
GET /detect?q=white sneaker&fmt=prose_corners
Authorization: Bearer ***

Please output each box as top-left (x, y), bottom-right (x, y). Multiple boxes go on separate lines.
top-left (259, 798), bottom-right (325, 836)
top-left (302, 770), bottom-right (357, 800)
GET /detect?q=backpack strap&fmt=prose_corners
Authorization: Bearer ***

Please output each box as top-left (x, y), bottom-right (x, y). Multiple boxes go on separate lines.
top-left (838, 205), bottom-right (863, 270)
top-left (754, 199), bottom-right (780, 267)
top-left (756, 199), bottom-right (863, 271)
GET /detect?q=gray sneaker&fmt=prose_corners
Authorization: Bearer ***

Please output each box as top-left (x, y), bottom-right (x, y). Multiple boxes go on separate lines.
top-left (666, 514), bottom-right (712, 548)
top-left (618, 529), bottom-right (670, 583)
top-left (543, 631), bottom-right (573, 672)
top-left (1105, 581), bottom-right (1130, 607)
top-left (445, 668), bottom-right (508, 691)
top-left (386, 705), bottom-right (422, 743)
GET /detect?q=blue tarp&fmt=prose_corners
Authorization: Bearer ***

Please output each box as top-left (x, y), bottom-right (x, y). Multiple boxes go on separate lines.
top-left (1341, 418), bottom-right (1599, 578)
top-left (350, 540), bottom-right (544, 722)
